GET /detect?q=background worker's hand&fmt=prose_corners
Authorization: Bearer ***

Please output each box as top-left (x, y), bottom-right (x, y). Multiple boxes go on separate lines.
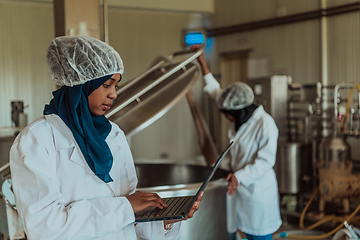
top-left (164, 191), bottom-right (204, 225)
top-left (226, 173), bottom-right (239, 196)
top-left (190, 44), bottom-right (205, 62)
top-left (126, 191), bottom-right (167, 213)
top-left (190, 45), bottom-right (209, 75)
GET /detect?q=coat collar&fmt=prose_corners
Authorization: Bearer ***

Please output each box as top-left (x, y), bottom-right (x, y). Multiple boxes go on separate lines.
top-left (249, 105), bottom-right (264, 120)
top-left (44, 114), bottom-right (88, 168)
top-left (44, 114), bottom-right (76, 151)
top-left (44, 114), bottom-right (122, 169)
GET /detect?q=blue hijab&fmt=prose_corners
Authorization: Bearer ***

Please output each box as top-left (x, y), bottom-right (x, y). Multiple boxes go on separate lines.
top-left (44, 75), bottom-right (114, 183)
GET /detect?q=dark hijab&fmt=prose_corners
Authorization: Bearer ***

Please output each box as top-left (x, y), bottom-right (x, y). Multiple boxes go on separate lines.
top-left (43, 75), bottom-right (114, 183)
top-left (222, 104), bottom-right (258, 132)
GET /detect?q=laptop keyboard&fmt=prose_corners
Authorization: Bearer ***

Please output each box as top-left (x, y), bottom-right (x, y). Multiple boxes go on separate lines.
top-left (142, 196), bottom-right (192, 218)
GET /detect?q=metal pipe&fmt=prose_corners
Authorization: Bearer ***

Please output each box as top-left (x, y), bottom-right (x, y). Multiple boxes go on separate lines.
top-left (103, 0), bottom-right (109, 43)
top-left (319, 0), bottom-right (333, 138)
top-left (334, 83), bottom-right (358, 120)
top-left (320, 0), bottom-right (328, 87)
top-left (206, 2), bottom-right (360, 37)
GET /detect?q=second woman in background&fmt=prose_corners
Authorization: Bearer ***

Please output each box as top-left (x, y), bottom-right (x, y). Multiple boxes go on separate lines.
top-left (192, 44), bottom-right (282, 240)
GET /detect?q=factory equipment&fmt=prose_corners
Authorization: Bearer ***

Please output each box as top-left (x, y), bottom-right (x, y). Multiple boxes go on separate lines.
top-left (271, 82), bottom-right (360, 240)
top-left (317, 136), bottom-right (359, 214)
top-left (106, 49), bottom-right (219, 166)
top-left (247, 78), bottom-right (360, 221)
top-left (276, 82), bottom-right (327, 198)
top-left (333, 83), bottom-right (360, 137)
top-left (316, 83), bottom-right (360, 216)
top-left (247, 75), bottom-right (290, 142)
top-left (106, 50), bottom-right (201, 136)
top-left (276, 142), bottom-right (313, 195)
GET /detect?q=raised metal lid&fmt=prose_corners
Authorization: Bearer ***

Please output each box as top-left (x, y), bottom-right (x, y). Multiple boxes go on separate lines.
top-left (105, 49), bottom-right (202, 136)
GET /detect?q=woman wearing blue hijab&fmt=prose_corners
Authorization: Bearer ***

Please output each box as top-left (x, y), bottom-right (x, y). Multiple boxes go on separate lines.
top-left (10, 36), bottom-right (202, 240)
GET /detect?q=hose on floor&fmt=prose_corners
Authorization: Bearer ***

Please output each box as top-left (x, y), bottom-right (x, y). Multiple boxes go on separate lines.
top-left (280, 187), bottom-right (360, 239)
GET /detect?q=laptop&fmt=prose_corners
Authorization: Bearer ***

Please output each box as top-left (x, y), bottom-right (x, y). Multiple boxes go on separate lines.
top-left (135, 141), bottom-right (233, 222)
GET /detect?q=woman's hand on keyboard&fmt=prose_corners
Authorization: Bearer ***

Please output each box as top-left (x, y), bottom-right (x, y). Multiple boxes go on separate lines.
top-left (127, 191), bottom-right (167, 213)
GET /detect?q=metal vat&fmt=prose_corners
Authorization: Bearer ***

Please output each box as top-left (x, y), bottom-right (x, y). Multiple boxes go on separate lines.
top-left (275, 142), bottom-right (313, 194)
top-left (135, 163), bottom-right (229, 240)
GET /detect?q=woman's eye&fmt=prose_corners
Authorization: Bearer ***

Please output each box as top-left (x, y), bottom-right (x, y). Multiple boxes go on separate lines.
top-left (103, 84), bottom-right (111, 88)
top-left (115, 85), bottom-right (120, 90)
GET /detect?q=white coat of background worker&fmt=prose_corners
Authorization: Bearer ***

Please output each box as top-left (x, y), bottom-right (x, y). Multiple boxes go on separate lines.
top-left (9, 36), bottom-right (203, 240)
top-left (191, 45), bottom-right (282, 240)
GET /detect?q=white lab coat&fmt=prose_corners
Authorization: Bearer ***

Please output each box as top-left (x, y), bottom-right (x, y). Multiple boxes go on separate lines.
top-left (9, 114), bottom-right (180, 240)
top-left (203, 73), bottom-right (282, 236)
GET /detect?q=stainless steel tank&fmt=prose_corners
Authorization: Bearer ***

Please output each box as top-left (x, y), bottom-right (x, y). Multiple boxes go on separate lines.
top-left (136, 163), bottom-right (229, 240)
top-left (275, 141), bottom-right (313, 194)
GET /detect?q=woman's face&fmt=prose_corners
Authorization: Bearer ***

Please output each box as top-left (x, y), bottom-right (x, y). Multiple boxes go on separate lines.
top-left (88, 73), bottom-right (121, 116)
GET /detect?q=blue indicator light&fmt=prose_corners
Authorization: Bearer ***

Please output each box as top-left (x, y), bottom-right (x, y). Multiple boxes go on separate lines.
top-left (185, 32), bottom-right (205, 45)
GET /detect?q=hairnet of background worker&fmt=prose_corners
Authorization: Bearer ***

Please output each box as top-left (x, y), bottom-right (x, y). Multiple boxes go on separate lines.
top-left (192, 44), bottom-right (282, 240)
top-left (10, 36), bottom-right (203, 240)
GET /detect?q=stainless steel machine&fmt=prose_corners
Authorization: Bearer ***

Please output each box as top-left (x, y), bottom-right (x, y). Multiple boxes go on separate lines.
top-left (247, 75), bottom-right (290, 142)
top-left (274, 82), bottom-right (321, 197)
top-left (273, 81), bottom-right (360, 234)
top-left (276, 83), bottom-right (360, 238)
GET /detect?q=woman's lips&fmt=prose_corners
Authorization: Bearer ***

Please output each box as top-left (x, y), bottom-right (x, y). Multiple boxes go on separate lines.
top-left (103, 104), bottom-right (111, 111)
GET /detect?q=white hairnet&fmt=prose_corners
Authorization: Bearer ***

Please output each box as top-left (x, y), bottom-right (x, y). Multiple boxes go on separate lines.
top-left (216, 82), bottom-right (254, 110)
top-left (46, 36), bottom-right (124, 87)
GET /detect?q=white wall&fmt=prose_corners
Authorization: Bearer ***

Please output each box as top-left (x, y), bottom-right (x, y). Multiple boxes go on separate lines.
top-left (0, 1), bottom-right (55, 128)
top-left (208, 21), bottom-right (321, 84)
